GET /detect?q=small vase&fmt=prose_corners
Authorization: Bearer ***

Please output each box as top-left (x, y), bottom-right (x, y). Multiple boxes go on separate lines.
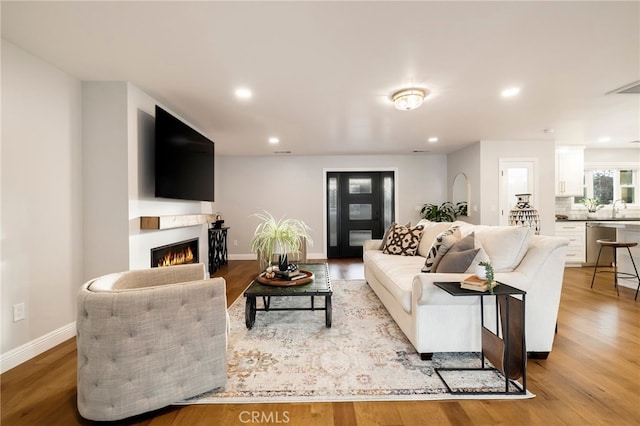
top-left (278, 253), bottom-right (289, 272)
top-left (508, 193), bottom-right (540, 235)
top-left (476, 265), bottom-right (487, 279)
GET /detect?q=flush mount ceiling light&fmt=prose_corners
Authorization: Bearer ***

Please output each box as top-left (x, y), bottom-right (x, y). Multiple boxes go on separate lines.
top-left (392, 88), bottom-right (428, 111)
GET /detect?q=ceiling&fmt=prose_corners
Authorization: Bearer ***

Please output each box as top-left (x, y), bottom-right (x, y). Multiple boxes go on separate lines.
top-left (2, 1), bottom-right (639, 156)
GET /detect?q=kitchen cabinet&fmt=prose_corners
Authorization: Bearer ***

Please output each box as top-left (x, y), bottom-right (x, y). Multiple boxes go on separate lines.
top-left (555, 221), bottom-right (585, 266)
top-left (555, 147), bottom-right (584, 196)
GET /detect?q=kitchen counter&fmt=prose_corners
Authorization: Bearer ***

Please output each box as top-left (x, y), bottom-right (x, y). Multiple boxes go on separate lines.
top-left (556, 218), bottom-right (640, 222)
top-left (586, 221), bottom-right (640, 229)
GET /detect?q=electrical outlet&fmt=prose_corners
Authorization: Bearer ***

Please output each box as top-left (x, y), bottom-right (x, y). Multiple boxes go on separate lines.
top-left (13, 303), bottom-right (25, 322)
top-left (233, 240), bottom-right (238, 246)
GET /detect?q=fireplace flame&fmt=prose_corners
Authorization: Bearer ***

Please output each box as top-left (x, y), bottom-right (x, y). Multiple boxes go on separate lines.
top-left (157, 246), bottom-right (194, 267)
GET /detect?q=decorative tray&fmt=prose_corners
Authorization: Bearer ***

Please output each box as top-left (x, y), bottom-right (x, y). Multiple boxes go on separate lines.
top-left (256, 270), bottom-right (314, 286)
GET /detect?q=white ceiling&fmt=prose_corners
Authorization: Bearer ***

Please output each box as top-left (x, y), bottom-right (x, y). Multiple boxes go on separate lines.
top-left (2, 1), bottom-right (639, 156)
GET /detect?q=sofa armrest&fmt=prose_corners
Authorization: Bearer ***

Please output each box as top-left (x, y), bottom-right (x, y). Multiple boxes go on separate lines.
top-left (363, 239), bottom-right (383, 252)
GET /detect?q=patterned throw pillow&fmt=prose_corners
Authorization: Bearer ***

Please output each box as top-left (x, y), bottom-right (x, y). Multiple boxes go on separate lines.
top-left (382, 223), bottom-right (425, 256)
top-left (421, 225), bottom-right (461, 272)
top-left (379, 222), bottom-right (412, 250)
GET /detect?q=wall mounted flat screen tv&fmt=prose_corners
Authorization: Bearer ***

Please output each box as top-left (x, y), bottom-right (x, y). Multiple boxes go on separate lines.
top-left (155, 105), bottom-right (214, 202)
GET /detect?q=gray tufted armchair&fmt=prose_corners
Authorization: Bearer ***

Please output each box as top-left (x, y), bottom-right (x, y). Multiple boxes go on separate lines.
top-left (76, 263), bottom-right (227, 421)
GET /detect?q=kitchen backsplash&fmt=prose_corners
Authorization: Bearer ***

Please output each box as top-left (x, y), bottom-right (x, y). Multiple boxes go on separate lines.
top-left (555, 196), bottom-right (640, 220)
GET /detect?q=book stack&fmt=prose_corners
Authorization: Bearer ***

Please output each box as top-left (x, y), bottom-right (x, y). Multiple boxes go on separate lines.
top-left (274, 265), bottom-right (306, 280)
top-left (460, 275), bottom-right (498, 292)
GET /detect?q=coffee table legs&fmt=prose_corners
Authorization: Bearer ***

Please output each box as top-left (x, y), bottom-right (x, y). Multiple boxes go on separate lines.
top-left (245, 297), bottom-right (256, 329)
top-left (244, 294), bottom-right (332, 329)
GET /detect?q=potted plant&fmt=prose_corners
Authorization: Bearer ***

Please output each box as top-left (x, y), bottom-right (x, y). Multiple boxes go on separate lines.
top-left (420, 202), bottom-right (457, 222)
top-left (250, 211), bottom-right (313, 271)
top-left (477, 261), bottom-right (496, 295)
top-left (580, 197), bottom-right (604, 213)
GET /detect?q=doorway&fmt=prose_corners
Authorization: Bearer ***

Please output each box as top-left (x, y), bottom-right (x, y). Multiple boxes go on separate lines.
top-left (499, 159), bottom-right (538, 226)
top-left (326, 171), bottom-right (395, 258)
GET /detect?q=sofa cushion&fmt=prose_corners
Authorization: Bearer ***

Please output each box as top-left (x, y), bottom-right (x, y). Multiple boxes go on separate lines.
top-left (433, 232), bottom-right (474, 272)
top-left (417, 221), bottom-right (453, 257)
top-left (421, 226), bottom-right (460, 272)
top-left (474, 226), bottom-right (534, 272)
top-left (382, 223), bottom-right (425, 256)
top-left (435, 248), bottom-right (480, 273)
top-left (364, 250), bottom-right (425, 313)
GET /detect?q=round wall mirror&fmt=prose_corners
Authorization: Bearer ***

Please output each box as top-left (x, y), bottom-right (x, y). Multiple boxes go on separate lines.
top-left (452, 173), bottom-right (470, 217)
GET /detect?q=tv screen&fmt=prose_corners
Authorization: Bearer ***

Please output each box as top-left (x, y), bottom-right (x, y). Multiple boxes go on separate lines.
top-left (155, 105), bottom-right (214, 202)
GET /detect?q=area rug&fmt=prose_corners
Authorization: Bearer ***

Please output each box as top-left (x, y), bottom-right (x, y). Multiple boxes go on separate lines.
top-left (180, 279), bottom-right (533, 404)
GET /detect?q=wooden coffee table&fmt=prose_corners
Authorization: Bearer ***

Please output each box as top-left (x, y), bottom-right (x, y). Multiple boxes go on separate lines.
top-left (244, 263), bottom-right (332, 329)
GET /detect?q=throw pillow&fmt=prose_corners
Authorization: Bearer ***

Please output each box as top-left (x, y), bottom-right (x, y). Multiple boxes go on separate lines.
top-left (417, 222), bottom-right (454, 257)
top-left (473, 226), bottom-right (534, 272)
top-left (421, 225), bottom-right (461, 272)
top-left (435, 248), bottom-right (481, 273)
top-left (382, 223), bottom-right (425, 256)
top-left (379, 222), bottom-right (411, 250)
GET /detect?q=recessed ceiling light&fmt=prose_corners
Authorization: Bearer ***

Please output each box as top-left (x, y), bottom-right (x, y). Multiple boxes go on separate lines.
top-left (268, 137), bottom-right (280, 144)
top-left (428, 137), bottom-right (438, 143)
top-left (598, 137), bottom-right (611, 143)
top-left (235, 88), bottom-right (252, 99)
top-left (501, 87), bottom-right (521, 98)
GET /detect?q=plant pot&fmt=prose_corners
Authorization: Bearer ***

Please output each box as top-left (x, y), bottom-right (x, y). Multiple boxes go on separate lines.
top-left (476, 265), bottom-right (487, 280)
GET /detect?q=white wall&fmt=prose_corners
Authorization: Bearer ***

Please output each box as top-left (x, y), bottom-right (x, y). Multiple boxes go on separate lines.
top-left (584, 148), bottom-right (640, 165)
top-left (1, 43), bottom-right (218, 370)
top-left (82, 81), bottom-right (217, 274)
top-left (447, 143), bottom-right (481, 224)
top-left (479, 140), bottom-right (556, 235)
top-left (217, 154), bottom-right (447, 258)
top-left (1, 40), bottom-right (82, 361)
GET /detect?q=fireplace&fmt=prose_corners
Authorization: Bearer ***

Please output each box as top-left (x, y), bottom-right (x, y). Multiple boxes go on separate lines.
top-left (151, 238), bottom-right (199, 268)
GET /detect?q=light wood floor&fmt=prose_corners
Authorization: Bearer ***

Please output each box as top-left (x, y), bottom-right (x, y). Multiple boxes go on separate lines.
top-left (2, 260), bottom-right (639, 425)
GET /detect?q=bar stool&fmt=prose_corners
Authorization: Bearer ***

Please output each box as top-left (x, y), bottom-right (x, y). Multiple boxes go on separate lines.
top-left (590, 239), bottom-right (640, 300)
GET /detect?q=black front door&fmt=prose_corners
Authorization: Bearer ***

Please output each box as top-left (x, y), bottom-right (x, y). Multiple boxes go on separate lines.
top-left (327, 171), bottom-right (395, 258)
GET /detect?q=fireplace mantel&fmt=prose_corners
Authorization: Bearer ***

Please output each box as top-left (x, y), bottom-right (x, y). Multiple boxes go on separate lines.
top-left (140, 214), bottom-right (216, 230)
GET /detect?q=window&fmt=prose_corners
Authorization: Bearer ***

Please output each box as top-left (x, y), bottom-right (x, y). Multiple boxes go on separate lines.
top-left (574, 168), bottom-right (638, 206)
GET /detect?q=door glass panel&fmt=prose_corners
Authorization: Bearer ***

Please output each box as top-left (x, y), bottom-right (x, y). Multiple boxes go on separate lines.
top-left (349, 178), bottom-right (372, 194)
top-left (507, 167), bottom-right (529, 207)
top-left (349, 203), bottom-right (372, 220)
top-left (349, 230), bottom-right (372, 247)
top-left (329, 177), bottom-right (338, 246)
top-left (383, 176), bottom-right (393, 228)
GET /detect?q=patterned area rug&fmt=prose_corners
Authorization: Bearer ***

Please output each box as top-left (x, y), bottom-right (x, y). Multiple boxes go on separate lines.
top-left (181, 280), bottom-right (533, 403)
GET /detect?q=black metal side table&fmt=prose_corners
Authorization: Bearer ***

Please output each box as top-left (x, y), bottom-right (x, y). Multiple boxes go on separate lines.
top-left (208, 226), bottom-right (229, 274)
top-left (433, 281), bottom-right (527, 395)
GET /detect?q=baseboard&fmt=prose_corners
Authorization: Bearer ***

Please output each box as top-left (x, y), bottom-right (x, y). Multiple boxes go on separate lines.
top-left (229, 253), bottom-right (327, 261)
top-left (0, 322), bottom-right (76, 374)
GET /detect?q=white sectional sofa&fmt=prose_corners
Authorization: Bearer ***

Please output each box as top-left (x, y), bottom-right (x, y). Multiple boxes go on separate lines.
top-left (363, 220), bottom-right (570, 360)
